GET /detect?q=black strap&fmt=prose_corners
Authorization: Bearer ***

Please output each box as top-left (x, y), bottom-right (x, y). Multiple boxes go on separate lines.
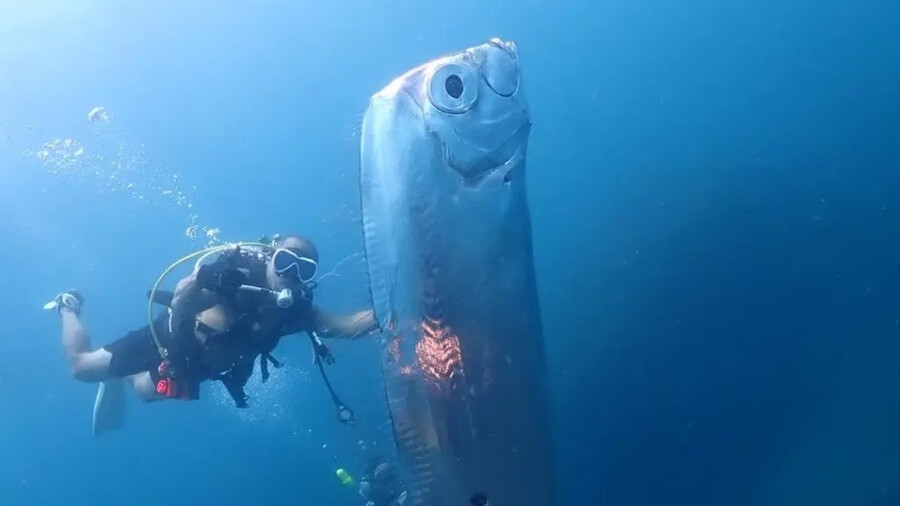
top-left (308, 331), bottom-right (354, 424)
top-left (260, 354), bottom-right (270, 382)
top-left (194, 320), bottom-right (219, 338)
top-left (216, 355), bottom-right (255, 408)
top-left (260, 353), bottom-right (283, 382)
top-left (220, 375), bottom-right (249, 408)
top-left (315, 354), bottom-right (354, 424)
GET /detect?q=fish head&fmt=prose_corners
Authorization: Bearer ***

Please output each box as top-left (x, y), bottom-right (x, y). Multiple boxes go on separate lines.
top-left (392, 38), bottom-right (531, 184)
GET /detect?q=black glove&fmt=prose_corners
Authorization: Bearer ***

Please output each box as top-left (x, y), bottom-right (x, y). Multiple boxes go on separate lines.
top-left (196, 264), bottom-right (248, 293)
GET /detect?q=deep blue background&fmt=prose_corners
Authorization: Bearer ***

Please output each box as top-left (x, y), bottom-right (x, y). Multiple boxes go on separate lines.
top-left (1, 1), bottom-right (899, 505)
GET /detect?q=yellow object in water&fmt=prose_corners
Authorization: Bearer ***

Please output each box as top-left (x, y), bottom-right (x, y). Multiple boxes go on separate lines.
top-left (336, 468), bottom-right (355, 488)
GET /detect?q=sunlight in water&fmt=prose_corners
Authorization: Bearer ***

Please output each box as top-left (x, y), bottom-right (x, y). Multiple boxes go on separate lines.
top-left (21, 105), bottom-right (221, 247)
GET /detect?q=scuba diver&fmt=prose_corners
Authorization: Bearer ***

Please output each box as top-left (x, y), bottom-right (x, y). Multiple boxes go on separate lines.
top-left (358, 456), bottom-right (408, 506)
top-left (45, 234), bottom-right (379, 434)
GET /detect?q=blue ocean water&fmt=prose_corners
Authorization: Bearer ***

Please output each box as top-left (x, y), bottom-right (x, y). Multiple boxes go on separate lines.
top-left (1, 1), bottom-right (899, 505)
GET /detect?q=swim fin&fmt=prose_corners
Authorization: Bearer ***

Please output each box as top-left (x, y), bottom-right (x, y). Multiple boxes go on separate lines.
top-left (92, 378), bottom-right (127, 436)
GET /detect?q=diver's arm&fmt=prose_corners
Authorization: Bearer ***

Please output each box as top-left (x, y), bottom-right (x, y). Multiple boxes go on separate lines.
top-left (169, 270), bottom-right (219, 327)
top-left (279, 307), bottom-right (378, 366)
top-left (170, 256), bottom-right (249, 325)
top-left (312, 307), bottom-right (380, 340)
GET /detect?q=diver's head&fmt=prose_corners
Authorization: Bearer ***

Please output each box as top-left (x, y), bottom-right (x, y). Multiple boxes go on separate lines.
top-left (266, 234), bottom-right (319, 290)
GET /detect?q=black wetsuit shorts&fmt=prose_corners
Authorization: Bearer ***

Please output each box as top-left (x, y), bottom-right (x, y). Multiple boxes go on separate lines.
top-left (103, 314), bottom-right (169, 378)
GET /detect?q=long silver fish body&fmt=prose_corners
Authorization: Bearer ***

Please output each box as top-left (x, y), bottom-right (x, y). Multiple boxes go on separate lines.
top-left (359, 38), bottom-right (555, 506)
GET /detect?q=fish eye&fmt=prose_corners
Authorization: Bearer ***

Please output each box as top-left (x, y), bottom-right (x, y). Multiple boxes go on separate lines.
top-left (445, 74), bottom-right (463, 99)
top-left (428, 63), bottom-right (477, 114)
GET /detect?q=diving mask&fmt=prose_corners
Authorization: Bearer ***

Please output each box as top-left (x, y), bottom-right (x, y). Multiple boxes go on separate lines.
top-left (272, 247), bottom-right (317, 283)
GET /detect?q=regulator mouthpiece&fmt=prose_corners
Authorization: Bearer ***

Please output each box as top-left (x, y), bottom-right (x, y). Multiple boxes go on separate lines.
top-left (275, 288), bottom-right (293, 308)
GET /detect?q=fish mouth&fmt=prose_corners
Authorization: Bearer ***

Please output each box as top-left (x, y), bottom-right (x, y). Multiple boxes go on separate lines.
top-left (448, 124), bottom-right (529, 186)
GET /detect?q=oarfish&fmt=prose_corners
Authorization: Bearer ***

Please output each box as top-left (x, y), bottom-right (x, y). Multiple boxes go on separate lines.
top-left (359, 38), bottom-right (555, 505)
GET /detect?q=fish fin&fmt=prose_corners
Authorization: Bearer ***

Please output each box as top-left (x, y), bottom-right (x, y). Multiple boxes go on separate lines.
top-left (359, 93), bottom-right (426, 328)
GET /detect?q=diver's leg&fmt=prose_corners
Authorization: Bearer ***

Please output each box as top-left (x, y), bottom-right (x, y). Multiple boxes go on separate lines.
top-left (93, 373), bottom-right (164, 436)
top-left (90, 330), bottom-right (164, 435)
top-left (129, 372), bottom-right (165, 402)
top-left (60, 308), bottom-right (113, 382)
